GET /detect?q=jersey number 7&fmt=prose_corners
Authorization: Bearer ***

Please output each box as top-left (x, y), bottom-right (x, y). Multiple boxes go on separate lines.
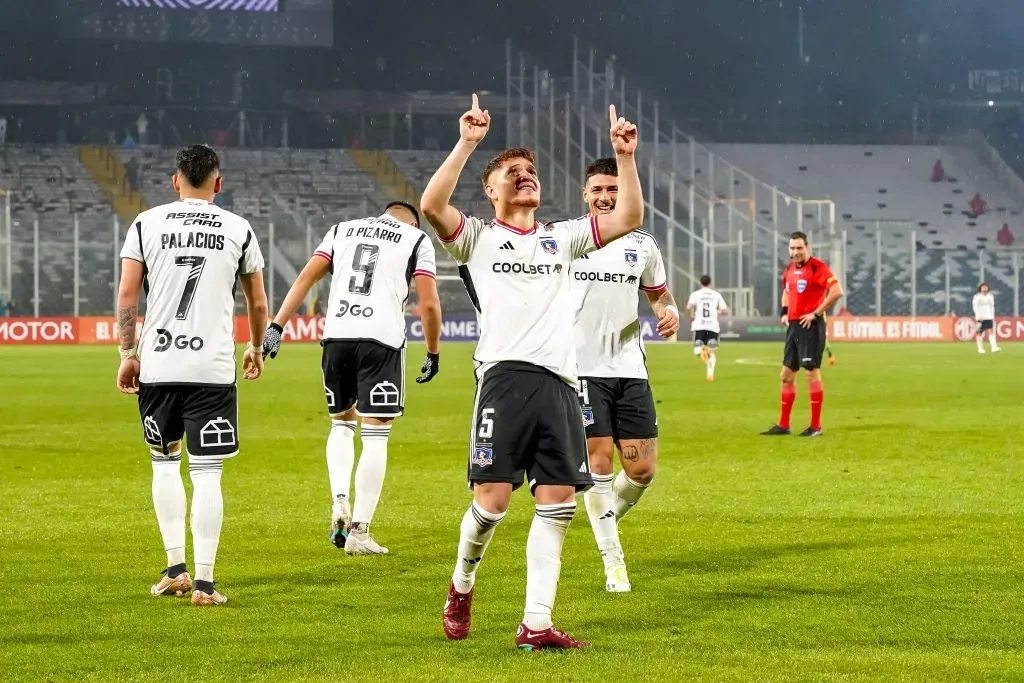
top-left (174, 255), bottom-right (207, 320)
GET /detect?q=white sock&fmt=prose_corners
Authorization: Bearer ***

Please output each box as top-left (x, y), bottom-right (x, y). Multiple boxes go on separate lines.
top-left (990, 333), bottom-right (1000, 350)
top-left (352, 423), bottom-right (391, 529)
top-left (583, 473), bottom-right (621, 571)
top-left (523, 502), bottom-right (575, 631)
top-left (612, 471), bottom-right (650, 520)
top-left (452, 502), bottom-right (506, 593)
top-left (707, 353), bottom-right (717, 378)
top-left (189, 460), bottom-right (224, 585)
top-left (151, 454), bottom-right (186, 568)
top-left (977, 336), bottom-right (985, 352)
top-left (327, 419), bottom-right (357, 507)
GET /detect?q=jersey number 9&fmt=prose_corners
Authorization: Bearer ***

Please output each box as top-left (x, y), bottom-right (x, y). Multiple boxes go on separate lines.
top-left (349, 243), bottom-right (379, 296)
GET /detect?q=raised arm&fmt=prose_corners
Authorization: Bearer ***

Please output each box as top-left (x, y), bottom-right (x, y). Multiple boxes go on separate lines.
top-left (421, 93), bottom-right (490, 240)
top-left (594, 105), bottom-right (643, 246)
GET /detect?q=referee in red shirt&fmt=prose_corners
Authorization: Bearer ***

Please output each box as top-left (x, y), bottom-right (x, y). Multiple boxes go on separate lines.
top-left (762, 232), bottom-right (844, 437)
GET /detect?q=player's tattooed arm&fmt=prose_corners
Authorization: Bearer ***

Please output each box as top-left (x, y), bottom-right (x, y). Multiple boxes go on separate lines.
top-left (117, 305), bottom-right (137, 349)
top-left (645, 288), bottom-right (679, 338)
top-left (645, 288), bottom-right (676, 318)
top-left (115, 257), bottom-right (145, 350)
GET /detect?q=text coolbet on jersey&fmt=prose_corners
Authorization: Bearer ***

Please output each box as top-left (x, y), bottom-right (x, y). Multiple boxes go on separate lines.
top-left (441, 212), bottom-right (602, 385)
top-left (314, 214), bottom-right (437, 349)
top-left (569, 230), bottom-right (667, 379)
top-left (120, 198), bottom-right (265, 385)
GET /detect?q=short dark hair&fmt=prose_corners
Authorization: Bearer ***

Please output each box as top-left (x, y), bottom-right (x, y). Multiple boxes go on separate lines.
top-left (584, 157), bottom-right (618, 184)
top-left (481, 147), bottom-right (535, 188)
top-left (979, 282), bottom-right (989, 291)
top-left (385, 200), bottom-right (420, 227)
top-left (789, 231), bottom-right (808, 245)
top-left (700, 274), bottom-right (711, 287)
top-left (175, 144), bottom-right (220, 189)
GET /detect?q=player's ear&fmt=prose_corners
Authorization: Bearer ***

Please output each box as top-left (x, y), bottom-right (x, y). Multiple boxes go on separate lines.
top-left (485, 183), bottom-right (498, 202)
top-left (171, 173), bottom-right (180, 194)
top-left (213, 175), bottom-right (223, 194)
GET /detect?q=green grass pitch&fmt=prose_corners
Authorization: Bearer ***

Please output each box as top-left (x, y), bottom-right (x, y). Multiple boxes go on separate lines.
top-left (2, 341), bottom-right (1024, 681)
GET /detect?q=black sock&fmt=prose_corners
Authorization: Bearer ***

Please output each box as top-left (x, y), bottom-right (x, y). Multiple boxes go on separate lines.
top-left (195, 580), bottom-right (215, 595)
top-left (166, 562), bottom-right (187, 579)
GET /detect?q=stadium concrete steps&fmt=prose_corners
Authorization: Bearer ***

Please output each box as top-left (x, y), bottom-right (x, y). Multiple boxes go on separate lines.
top-left (346, 149), bottom-right (419, 208)
top-left (76, 145), bottom-right (147, 224)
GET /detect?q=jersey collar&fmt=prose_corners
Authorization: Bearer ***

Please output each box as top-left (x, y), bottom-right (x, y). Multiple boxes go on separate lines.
top-left (492, 218), bottom-right (537, 235)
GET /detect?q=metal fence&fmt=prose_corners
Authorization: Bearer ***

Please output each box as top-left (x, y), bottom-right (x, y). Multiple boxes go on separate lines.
top-left (6, 210), bottom-right (477, 318)
top-left (7, 209), bottom-right (1021, 319)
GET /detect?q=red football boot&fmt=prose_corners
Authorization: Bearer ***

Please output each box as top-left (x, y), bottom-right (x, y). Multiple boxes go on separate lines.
top-left (443, 582), bottom-right (473, 640)
top-left (515, 623), bottom-right (591, 651)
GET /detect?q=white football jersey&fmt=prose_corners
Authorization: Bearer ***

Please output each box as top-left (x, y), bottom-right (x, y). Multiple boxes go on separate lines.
top-left (569, 230), bottom-right (667, 379)
top-left (120, 198), bottom-right (264, 386)
top-left (687, 287), bottom-right (728, 332)
top-left (440, 212), bottom-right (602, 386)
top-left (316, 214), bottom-right (436, 349)
top-left (972, 292), bottom-right (995, 321)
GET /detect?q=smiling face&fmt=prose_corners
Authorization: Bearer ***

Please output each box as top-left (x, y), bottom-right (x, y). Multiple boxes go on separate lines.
top-left (789, 236), bottom-right (810, 266)
top-left (484, 157), bottom-right (540, 209)
top-left (480, 148), bottom-right (541, 210)
top-left (584, 173), bottom-right (618, 215)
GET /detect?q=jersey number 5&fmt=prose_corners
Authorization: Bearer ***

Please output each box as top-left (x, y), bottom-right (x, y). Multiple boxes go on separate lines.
top-left (349, 243), bottom-right (379, 295)
top-left (174, 255), bottom-right (207, 320)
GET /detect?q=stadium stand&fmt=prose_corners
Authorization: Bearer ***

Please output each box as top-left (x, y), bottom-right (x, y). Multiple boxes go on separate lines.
top-left (706, 144), bottom-right (1024, 315)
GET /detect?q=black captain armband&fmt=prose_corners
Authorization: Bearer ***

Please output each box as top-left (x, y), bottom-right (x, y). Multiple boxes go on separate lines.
top-left (780, 306), bottom-right (788, 317)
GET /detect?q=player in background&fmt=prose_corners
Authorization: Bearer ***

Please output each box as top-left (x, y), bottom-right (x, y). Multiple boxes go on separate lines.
top-left (422, 95), bottom-right (642, 650)
top-left (116, 144), bottom-right (268, 606)
top-left (762, 231), bottom-right (844, 437)
top-left (972, 283), bottom-right (1000, 353)
top-left (686, 275), bottom-right (729, 382)
top-left (262, 202), bottom-right (442, 555)
top-left (569, 156), bottom-right (679, 594)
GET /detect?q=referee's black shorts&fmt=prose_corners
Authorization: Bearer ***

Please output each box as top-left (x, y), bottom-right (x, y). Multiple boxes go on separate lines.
top-left (783, 317), bottom-right (827, 371)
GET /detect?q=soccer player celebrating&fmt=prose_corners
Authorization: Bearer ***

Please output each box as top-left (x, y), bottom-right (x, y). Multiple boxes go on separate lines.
top-left (972, 283), bottom-right (1000, 353)
top-left (116, 144), bottom-right (268, 606)
top-left (262, 201), bottom-right (442, 555)
top-left (422, 95), bottom-right (643, 650)
top-left (569, 156), bottom-right (679, 594)
top-left (686, 275), bottom-right (728, 382)
top-left (761, 231), bottom-right (844, 437)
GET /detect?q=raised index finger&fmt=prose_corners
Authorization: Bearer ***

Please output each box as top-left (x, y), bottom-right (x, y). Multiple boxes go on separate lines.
top-left (609, 104), bottom-right (618, 126)
top-left (472, 93), bottom-right (480, 111)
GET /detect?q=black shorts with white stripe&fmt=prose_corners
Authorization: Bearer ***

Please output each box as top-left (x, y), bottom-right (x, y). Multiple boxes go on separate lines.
top-left (467, 362), bottom-right (592, 494)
